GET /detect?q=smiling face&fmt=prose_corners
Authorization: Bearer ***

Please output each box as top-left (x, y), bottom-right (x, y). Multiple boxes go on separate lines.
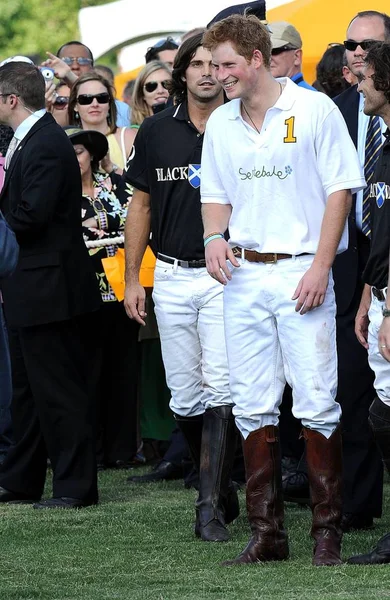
top-left (357, 64), bottom-right (387, 117)
top-left (345, 16), bottom-right (386, 76)
top-left (75, 79), bottom-right (110, 128)
top-left (184, 46), bottom-right (222, 103)
top-left (142, 68), bottom-right (171, 109)
top-left (211, 41), bottom-right (258, 100)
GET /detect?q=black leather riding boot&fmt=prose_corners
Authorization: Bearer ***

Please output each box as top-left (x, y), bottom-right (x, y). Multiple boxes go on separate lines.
top-left (175, 407), bottom-right (239, 542)
top-left (369, 396), bottom-right (390, 475)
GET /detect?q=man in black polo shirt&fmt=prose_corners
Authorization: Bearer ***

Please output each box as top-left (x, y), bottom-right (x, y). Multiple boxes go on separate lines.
top-left (349, 42), bottom-right (390, 564)
top-left (123, 33), bottom-right (238, 543)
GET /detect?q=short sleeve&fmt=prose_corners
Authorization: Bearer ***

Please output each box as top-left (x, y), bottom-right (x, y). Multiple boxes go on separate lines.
top-left (200, 116), bottom-right (231, 205)
top-left (315, 105), bottom-right (366, 197)
top-left (123, 121), bottom-right (150, 193)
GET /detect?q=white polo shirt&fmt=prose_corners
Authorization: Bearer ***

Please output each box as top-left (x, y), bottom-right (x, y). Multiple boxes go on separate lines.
top-left (201, 78), bottom-right (365, 254)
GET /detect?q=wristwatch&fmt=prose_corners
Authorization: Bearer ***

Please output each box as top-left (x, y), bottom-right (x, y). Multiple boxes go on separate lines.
top-left (382, 307), bottom-right (390, 317)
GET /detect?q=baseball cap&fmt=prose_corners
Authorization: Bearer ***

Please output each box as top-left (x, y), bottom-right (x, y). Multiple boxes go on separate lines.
top-left (269, 21), bottom-right (302, 49)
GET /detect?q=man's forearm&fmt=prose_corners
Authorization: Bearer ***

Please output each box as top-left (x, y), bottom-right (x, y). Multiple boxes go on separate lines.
top-left (124, 190), bottom-right (151, 285)
top-left (314, 190), bottom-right (352, 269)
top-left (201, 203), bottom-right (232, 238)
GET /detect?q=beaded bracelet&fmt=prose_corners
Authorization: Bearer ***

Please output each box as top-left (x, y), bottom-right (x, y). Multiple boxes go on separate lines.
top-left (204, 233), bottom-right (224, 247)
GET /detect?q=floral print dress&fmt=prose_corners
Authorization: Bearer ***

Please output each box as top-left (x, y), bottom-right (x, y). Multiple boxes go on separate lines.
top-left (82, 171), bottom-right (128, 302)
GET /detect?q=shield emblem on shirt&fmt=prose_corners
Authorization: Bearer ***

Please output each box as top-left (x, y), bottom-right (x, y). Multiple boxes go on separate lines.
top-left (376, 182), bottom-right (386, 208)
top-left (188, 164), bottom-right (201, 189)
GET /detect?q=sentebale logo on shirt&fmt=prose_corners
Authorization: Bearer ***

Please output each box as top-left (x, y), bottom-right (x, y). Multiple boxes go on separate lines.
top-left (239, 165), bottom-right (293, 181)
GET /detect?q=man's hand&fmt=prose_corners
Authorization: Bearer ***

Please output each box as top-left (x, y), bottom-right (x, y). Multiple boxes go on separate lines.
top-left (42, 53), bottom-right (77, 84)
top-left (44, 82), bottom-right (57, 112)
top-left (292, 262), bottom-right (329, 315)
top-left (355, 285), bottom-right (371, 349)
top-left (379, 316), bottom-right (390, 362)
top-left (124, 282), bottom-right (147, 325)
top-left (205, 238), bottom-right (239, 284)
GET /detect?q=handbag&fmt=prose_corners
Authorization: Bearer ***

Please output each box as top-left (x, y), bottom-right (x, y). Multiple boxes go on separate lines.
top-left (102, 246), bottom-right (156, 301)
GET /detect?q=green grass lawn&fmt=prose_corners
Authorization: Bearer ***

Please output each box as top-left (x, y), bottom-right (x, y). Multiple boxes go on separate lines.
top-left (1, 469), bottom-right (390, 600)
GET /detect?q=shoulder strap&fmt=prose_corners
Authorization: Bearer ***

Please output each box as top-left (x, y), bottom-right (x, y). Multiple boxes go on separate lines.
top-left (120, 127), bottom-right (127, 165)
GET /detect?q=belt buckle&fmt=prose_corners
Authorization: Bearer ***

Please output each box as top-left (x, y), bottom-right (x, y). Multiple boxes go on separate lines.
top-left (264, 253), bottom-right (278, 264)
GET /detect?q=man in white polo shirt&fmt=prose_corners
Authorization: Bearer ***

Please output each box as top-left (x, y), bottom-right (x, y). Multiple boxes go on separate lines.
top-left (201, 14), bottom-right (365, 567)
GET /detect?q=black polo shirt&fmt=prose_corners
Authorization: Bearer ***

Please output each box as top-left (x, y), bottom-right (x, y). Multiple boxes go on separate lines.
top-left (124, 102), bottom-right (206, 261)
top-left (363, 130), bottom-right (390, 289)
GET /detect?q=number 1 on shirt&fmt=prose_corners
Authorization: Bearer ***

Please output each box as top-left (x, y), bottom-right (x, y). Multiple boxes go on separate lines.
top-left (284, 117), bottom-right (297, 143)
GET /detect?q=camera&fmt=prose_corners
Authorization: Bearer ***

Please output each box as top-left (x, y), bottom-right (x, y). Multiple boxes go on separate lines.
top-left (39, 67), bottom-right (55, 82)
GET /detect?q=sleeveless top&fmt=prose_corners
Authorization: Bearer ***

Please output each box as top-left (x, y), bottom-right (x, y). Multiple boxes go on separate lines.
top-left (107, 127), bottom-right (128, 169)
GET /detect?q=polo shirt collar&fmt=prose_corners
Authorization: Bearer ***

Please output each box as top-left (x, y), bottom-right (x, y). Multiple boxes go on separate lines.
top-left (227, 76), bottom-right (297, 122)
top-left (172, 102), bottom-right (189, 121)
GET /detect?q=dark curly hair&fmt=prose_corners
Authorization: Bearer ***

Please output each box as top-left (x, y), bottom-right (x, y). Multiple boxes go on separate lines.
top-left (315, 44), bottom-right (349, 98)
top-left (364, 42), bottom-right (390, 103)
top-left (168, 33), bottom-right (204, 103)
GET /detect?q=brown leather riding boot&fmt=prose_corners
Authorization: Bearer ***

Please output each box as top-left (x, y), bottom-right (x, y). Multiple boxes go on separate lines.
top-left (224, 425), bottom-right (289, 565)
top-left (303, 426), bottom-right (343, 566)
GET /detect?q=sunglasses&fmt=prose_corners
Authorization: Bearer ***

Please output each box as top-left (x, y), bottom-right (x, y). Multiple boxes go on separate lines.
top-left (53, 96), bottom-right (69, 108)
top-left (143, 80), bottom-right (170, 93)
top-left (77, 92), bottom-right (110, 105)
top-left (151, 36), bottom-right (179, 50)
top-left (62, 57), bottom-right (93, 66)
top-left (271, 45), bottom-right (297, 56)
top-left (343, 39), bottom-right (377, 51)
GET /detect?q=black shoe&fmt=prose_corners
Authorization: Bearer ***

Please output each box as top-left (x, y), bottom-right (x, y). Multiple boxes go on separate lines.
top-left (33, 497), bottom-right (97, 509)
top-left (282, 470), bottom-right (310, 505)
top-left (0, 485), bottom-right (39, 504)
top-left (347, 533), bottom-right (390, 564)
top-left (341, 513), bottom-right (374, 532)
top-left (127, 460), bottom-right (182, 483)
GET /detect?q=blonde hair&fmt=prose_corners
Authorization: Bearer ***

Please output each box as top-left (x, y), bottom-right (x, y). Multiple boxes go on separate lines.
top-left (131, 60), bottom-right (171, 126)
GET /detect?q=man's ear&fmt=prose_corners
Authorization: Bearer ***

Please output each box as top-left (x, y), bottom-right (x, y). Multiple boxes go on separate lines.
top-left (294, 49), bottom-right (303, 67)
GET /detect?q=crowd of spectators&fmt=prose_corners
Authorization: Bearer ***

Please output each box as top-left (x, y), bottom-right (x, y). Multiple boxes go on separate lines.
top-left (1, 0), bottom-right (390, 567)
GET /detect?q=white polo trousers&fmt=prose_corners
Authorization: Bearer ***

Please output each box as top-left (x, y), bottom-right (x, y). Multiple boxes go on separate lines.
top-left (152, 259), bottom-right (231, 417)
top-left (223, 255), bottom-right (341, 439)
top-left (368, 292), bottom-right (390, 407)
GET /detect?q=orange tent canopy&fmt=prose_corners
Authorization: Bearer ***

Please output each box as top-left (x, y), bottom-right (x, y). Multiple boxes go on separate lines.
top-left (267, 0), bottom-right (389, 84)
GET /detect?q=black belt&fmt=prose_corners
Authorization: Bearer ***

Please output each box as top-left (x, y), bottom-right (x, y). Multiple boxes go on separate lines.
top-left (157, 253), bottom-right (206, 268)
top-left (372, 287), bottom-right (387, 302)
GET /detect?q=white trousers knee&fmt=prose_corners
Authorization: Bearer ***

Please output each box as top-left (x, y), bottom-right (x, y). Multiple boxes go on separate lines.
top-left (368, 291), bottom-right (390, 407)
top-left (223, 255), bottom-right (341, 439)
top-left (152, 259), bottom-right (231, 417)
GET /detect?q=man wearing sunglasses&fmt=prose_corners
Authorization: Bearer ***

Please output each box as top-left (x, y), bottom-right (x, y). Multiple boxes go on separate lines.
top-left (268, 21), bottom-right (316, 91)
top-left (332, 10), bottom-right (390, 534)
top-left (145, 37), bottom-right (179, 71)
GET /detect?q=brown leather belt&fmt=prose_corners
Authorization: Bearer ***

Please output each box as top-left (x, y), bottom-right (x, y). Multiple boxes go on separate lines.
top-left (232, 246), bottom-right (309, 264)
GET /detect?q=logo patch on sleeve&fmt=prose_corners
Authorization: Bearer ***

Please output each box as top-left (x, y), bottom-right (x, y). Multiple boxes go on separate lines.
top-left (188, 164), bottom-right (201, 189)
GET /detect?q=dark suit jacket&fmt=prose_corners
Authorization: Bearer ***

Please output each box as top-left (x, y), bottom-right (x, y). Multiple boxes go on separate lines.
top-left (333, 85), bottom-right (367, 315)
top-left (0, 211), bottom-right (19, 279)
top-left (0, 112), bottom-right (101, 328)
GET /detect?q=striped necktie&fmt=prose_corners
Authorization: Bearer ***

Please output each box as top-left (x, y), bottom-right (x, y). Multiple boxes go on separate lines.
top-left (4, 135), bottom-right (19, 171)
top-left (362, 115), bottom-right (382, 237)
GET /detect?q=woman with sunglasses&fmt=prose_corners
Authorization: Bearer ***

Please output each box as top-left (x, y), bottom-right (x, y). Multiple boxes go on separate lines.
top-left (64, 126), bottom-right (140, 470)
top-left (131, 60), bottom-right (172, 128)
top-left (51, 81), bottom-right (71, 127)
top-left (68, 72), bottom-right (133, 173)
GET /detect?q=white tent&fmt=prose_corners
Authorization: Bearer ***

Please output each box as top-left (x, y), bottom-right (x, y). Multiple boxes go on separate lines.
top-left (79, 0), bottom-right (290, 70)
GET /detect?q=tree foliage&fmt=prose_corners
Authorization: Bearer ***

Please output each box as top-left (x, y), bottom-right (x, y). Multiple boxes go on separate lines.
top-left (0, 0), bottom-right (80, 61)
